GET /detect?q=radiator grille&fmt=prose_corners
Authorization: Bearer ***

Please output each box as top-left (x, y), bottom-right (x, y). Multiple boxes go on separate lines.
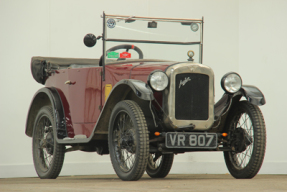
top-left (175, 73), bottom-right (209, 120)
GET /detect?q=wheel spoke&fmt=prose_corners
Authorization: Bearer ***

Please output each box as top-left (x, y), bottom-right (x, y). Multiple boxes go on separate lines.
top-left (230, 112), bottom-right (255, 169)
top-left (239, 152), bottom-right (247, 167)
top-left (148, 153), bottom-right (162, 170)
top-left (33, 113), bottom-right (56, 172)
top-left (32, 106), bottom-right (67, 179)
top-left (224, 102), bottom-right (266, 179)
top-left (112, 110), bottom-right (138, 172)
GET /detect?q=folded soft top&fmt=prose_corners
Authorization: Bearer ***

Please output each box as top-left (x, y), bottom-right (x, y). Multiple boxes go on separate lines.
top-left (31, 56), bottom-right (100, 84)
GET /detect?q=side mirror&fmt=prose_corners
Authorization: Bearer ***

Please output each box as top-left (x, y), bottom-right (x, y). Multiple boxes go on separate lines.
top-left (83, 33), bottom-right (97, 47)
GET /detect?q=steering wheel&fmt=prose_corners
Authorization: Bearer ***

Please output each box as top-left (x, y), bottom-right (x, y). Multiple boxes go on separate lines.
top-left (99, 44), bottom-right (143, 66)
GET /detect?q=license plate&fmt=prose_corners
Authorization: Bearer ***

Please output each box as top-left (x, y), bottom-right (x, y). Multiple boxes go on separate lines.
top-left (165, 132), bottom-right (217, 149)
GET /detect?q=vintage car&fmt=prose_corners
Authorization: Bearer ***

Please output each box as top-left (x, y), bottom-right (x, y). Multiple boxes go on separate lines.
top-left (26, 13), bottom-right (266, 181)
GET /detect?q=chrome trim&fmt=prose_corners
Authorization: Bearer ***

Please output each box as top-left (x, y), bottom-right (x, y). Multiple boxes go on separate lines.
top-left (102, 12), bottom-right (106, 81)
top-left (105, 14), bottom-right (203, 22)
top-left (163, 63), bottom-right (214, 130)
top-left (106, 38), bottom-right (200, 45)
top-left (200, 16), bottom-right (204, 64)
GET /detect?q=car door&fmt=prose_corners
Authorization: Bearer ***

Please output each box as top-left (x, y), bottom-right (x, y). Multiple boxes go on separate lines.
top-left (67, 67), bottom-right (102, 138)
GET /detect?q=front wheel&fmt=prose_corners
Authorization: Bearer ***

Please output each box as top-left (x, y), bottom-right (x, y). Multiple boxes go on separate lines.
top-left (32, 106), bottom-right (65, 179)
top-left (224, 101), bottom-right (266, 179)
top-left (108, 100), bottom-right (149, 181)
top-left (146, 153), bottom-right (174, 178)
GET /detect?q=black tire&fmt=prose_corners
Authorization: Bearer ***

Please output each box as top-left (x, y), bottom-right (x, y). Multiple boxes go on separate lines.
top-left (108, 100), bottom-right (149, 181)
top-left (224, 101), bottom-right (266, 179)
top-left (146, 153), bottom-right (174, 178)
top-left (32, 106), bottom-right (65, 179)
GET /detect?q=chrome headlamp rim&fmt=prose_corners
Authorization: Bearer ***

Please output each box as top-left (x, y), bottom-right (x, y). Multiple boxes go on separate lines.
top-left (147, 70), bottom-right (169, 91)
top-left (221, 72), bottom-right (242, 94)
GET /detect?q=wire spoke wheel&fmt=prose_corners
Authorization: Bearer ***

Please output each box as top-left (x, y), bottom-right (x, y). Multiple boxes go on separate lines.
top-left (229, 113), bottom-right (254, 169)
top-left (224, 101), bottom-right (266, 179)
top-left (113, 112), bottom-right (136, 172)
top-left (34, 116), bottom-right (54, 171)
top-left (32, 106), bottom-right (65, 179)
top-left (148, 154), bottom-right (163, 170)
top-left (109, 100), bottom-right (149, 181)
top-left (146, 153), bottom-right (174, 178)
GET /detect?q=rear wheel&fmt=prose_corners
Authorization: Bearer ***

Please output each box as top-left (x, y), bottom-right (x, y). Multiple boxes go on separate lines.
top-left (32, 106), bottom-right (65, 179)
top-left (224, 101), bottom-right (266, 179)
top-left (146, 153), bottom-right (174, 178)
top-left (108, 100), bottom-right (149, 181)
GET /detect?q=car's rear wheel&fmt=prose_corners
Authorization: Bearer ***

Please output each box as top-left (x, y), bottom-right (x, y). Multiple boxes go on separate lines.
top-left (224, 101), bottom-right (266, 179)
top-left (108, 100), bottom-right (149, 181)
top-left (146, 153), bottom-right (174, 178)
top-left (32, 106), bottom-right (65, 179)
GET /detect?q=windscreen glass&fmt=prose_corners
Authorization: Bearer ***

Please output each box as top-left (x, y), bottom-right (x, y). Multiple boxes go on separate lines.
top-left (104, 16), bottom-right (202, 63)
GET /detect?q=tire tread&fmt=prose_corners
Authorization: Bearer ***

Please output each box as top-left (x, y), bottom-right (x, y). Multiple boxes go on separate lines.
top-left (32, 106), bottom-right (65, 179)
top-left (224, 101), bottom-right (266, 179)
top-left (108, 100), bottom-right (149, 181)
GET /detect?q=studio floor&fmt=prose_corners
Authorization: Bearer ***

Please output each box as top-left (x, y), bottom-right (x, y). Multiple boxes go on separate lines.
top-left (1, 174), bottom-right (286, 192)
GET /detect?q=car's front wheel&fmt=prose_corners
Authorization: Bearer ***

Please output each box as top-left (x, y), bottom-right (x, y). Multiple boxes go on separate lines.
top-left (108, 100), bottom-right (149, 181)
top-left (224, 101), bottom-right (266, 179)
top-left (146, 153), bottom-right (174, 178)
top-left (32, 106), bottom-right (65, 179)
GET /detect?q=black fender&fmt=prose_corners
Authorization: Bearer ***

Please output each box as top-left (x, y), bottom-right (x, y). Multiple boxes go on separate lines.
top-left (214, 85), bottom-right (265, 118)
top-left (241, 85), bottom-right (266, 106)
top-left (212, 85), bottom-right (265, 132)
top-left (119, 79), bottom-right (154, 100)
top-left (92, 79), bottom-right (154, 136)
top-left (25, 87), bottom-right (67, 139)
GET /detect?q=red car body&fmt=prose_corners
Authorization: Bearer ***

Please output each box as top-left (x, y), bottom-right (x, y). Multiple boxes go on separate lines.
top-left (43, 61), bottom-right (170, 139)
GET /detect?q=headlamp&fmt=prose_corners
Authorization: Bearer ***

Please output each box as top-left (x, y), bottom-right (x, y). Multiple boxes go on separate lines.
top-left (221, 72), bottom-right (242, 93)
top-left (148, 71), bottom-right (169, 91)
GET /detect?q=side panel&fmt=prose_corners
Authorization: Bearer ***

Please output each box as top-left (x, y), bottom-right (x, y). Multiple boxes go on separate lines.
top-left (45, 67), bottom-right (103, 139)
top-left (55, 79), bottom-right (154, 144)
top-left (68, 68), bottom-right (102, 137)
top-left (103, 63), bottom-right (135, 107)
